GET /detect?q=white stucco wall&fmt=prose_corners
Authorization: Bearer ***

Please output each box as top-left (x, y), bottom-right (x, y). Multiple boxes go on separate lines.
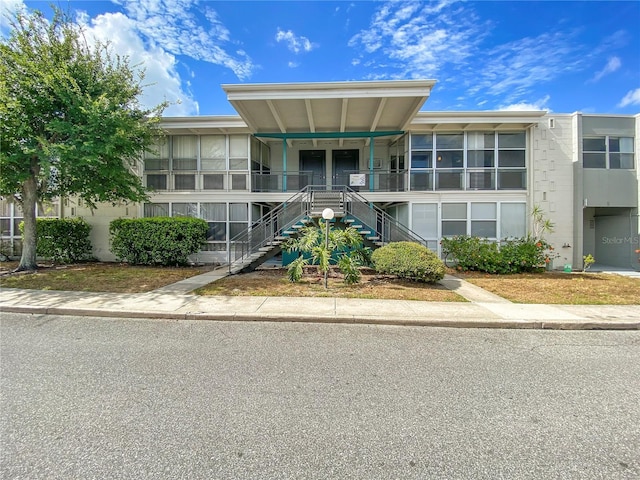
top-left (69, 200), bottom-right (137, 262)
top-left (530, 115), bottom-right (575, 269)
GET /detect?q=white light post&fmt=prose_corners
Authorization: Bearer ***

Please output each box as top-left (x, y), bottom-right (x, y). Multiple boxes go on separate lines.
top-left (322, 207), bottom-right (335, 289)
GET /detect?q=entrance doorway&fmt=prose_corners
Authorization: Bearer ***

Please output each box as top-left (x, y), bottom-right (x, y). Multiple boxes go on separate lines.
top-left (332, 149), bottom-right (359, 187)
top-left (299, 150), bottom-right (326, 189)
top-left (592, 208), bottom-right (638, 270)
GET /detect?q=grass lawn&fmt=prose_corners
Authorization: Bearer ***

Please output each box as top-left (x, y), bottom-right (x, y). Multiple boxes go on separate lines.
top-left (0, 261), bottom-right (215, 294)
top-left (2, 260), bottom-right (638, 305)
top-left (457, 270), bottom-right (640, 305)
top-left (195, 268), bottom-right (464, 302)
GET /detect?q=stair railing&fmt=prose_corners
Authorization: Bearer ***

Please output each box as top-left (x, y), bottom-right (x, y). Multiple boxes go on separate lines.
top-left (228, 185), bottom-right (428, 273)
top-left (228, 187), bottom-right (315, 272)
top-left (343, 188), bottom-right (428, 246)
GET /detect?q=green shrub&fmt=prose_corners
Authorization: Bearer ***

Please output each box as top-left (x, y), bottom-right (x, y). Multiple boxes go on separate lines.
top-left (19, 217), bottom-right (93, 263)
top-left (109, 217), bottom-right (207, 266)
top-left (441, 235), bottom-right (553, 274)
top-left (371, 241), bottom-right (445, 283)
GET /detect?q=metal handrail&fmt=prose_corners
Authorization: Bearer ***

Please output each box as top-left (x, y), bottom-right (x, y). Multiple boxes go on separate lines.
top-left (228, 185), bottom-right (428, 272)
top-left (342, 188), bottom-right (428, 246)
top-left (228, 186), bottom-right (344, 271)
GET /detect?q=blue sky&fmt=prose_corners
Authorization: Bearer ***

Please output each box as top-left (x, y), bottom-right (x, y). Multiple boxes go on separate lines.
top-left (3, 0), bottom-right (640, 117)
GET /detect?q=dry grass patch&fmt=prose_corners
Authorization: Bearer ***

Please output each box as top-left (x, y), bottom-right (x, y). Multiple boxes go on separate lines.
top-left (457, 271), bottom-right (640, 304)
top-left (0, 261), bottom-right (215, 293)
top-left (196, 268), bottom-right (465, 302)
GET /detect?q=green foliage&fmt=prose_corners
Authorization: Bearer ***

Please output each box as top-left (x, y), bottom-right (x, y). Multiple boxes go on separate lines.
top-left (282, 221), bottom-right (372, 284)
top-left (0, 240), bottom-right (13, 261)
top-left (441, 235), bottom-right (555, 274)
top-left (371, 241), bottom-right (445, 283)
top-left (287, 256), bottom-right (305, 283)
top-left (18, 217), bottom-right (92, 263)
top-left (0, 7), bottom-right (166, 270)
top-left (109, 217), bottom-right (207, 266)
top-left (531, 205), bottom-right (555, 240)
top-left (337, 256), bottom-right (362, 285)
top-left (583, 254), bottom-right (595, 271)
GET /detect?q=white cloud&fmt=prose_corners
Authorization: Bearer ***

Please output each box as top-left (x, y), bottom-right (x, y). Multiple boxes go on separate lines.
top-left (119, 0), bottom-right (255, 80)
top-left (275, 28), bottom-right (315, 54)
top-left (5, 0), bottom-right (253, 114)
top-left (350, 0), bottom-right (626, 108)
top-left (0, 0), bottom-right (25, 33)
top-left (82, 12), bottom-right (199, 116)
top-left (498, 95), bottom-right (551, 112)
top-left (469, 31), bottom-right (583, 103)
top-left (349, 0), bottom-right (488, 79)
top-left (618, 88), bottom-right (640, 108)
top-left (591, 56), bottom-right (621, 82)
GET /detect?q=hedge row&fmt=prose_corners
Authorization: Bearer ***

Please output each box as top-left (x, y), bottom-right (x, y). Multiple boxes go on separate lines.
top-left (19, 218), bottom-right (93, 263)
top-left (109, 217), bottom-right (208, 266)
top-left (440, 235), bottom-right (553, 274)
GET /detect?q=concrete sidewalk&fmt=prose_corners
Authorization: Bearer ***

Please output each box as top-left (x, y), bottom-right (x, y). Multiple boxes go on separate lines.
top-left (1, 270), bottom-right (638, 329)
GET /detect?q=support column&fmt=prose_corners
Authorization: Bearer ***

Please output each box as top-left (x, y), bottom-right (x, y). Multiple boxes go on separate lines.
top-left (283, 138), bottom-right (288, 192)
top-left (369, 136), bottom-right (375, 192)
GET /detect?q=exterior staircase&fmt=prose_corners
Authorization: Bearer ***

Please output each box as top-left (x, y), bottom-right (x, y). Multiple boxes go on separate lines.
top-left (227, 186), bottom-right (426, 274)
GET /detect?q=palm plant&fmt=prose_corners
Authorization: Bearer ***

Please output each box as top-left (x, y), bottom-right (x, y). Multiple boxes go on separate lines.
top-left (531, 204), bottom-right (555, 240)
top-left (282, 220), bottom-right (371, 285)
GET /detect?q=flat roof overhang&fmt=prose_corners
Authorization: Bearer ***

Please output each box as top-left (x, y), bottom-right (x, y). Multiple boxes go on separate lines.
top-left (222, 80), bottom-right (436, 141)
top-left (158, 115), bottom-right (251, 135)
top-left (410, 111), bottom-right (547, 131)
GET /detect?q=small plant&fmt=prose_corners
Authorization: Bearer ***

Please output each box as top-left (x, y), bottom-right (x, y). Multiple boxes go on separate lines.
top-left (282, 221), bottom-right (371, 285)
top-left (531, 204), bottom-right (555, 239)
top-left (583, 254), bottom-right (595, 271)
top-left (0, 240), bottom-right (13, 261)
top-left (371, 241), bottom-right (445, 283)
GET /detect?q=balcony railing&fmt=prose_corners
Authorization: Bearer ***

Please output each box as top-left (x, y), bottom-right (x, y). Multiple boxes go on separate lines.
top-left (251, 171), bottom-right (325, 192)
top-left (143, 168), bottom-right (527, 193)
top-left (251, 171), bottom-right (407, 192)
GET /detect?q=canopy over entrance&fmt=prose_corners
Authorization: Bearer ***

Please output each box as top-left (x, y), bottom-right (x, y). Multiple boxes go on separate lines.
top-left (222, 80), bottom-right (436, 138)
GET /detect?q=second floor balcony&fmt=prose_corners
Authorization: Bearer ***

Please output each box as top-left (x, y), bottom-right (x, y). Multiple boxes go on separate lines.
top-left (144, 168), bottom-right (527, 193)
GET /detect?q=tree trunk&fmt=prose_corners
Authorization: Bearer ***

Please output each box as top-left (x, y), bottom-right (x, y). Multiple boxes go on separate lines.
top-left (16, 174), bottom-right (39, 272)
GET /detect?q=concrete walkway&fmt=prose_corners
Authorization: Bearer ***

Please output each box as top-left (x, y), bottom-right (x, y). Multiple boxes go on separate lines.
top-left (1, 268), bottom-right (638, 330)
top-left (151, 265), bottom-right (231, 294)
top-left (589, 263), bottom-right (640, 279)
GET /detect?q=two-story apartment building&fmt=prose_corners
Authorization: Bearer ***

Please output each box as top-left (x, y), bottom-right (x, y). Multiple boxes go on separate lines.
top-left (2, 80), bottom-right (638, 271)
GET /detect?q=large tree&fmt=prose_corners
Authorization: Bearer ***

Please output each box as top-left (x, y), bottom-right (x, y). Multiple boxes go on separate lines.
top-left (0, 8), bottom-right (166, 271)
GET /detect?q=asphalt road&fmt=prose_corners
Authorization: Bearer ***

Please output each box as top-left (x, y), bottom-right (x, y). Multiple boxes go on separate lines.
top-left (1, 313), bottom-right (639, 479)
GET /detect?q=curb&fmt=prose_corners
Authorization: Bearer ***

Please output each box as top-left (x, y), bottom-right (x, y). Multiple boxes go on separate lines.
top-left (2, 305), bottom-right (638, 331)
